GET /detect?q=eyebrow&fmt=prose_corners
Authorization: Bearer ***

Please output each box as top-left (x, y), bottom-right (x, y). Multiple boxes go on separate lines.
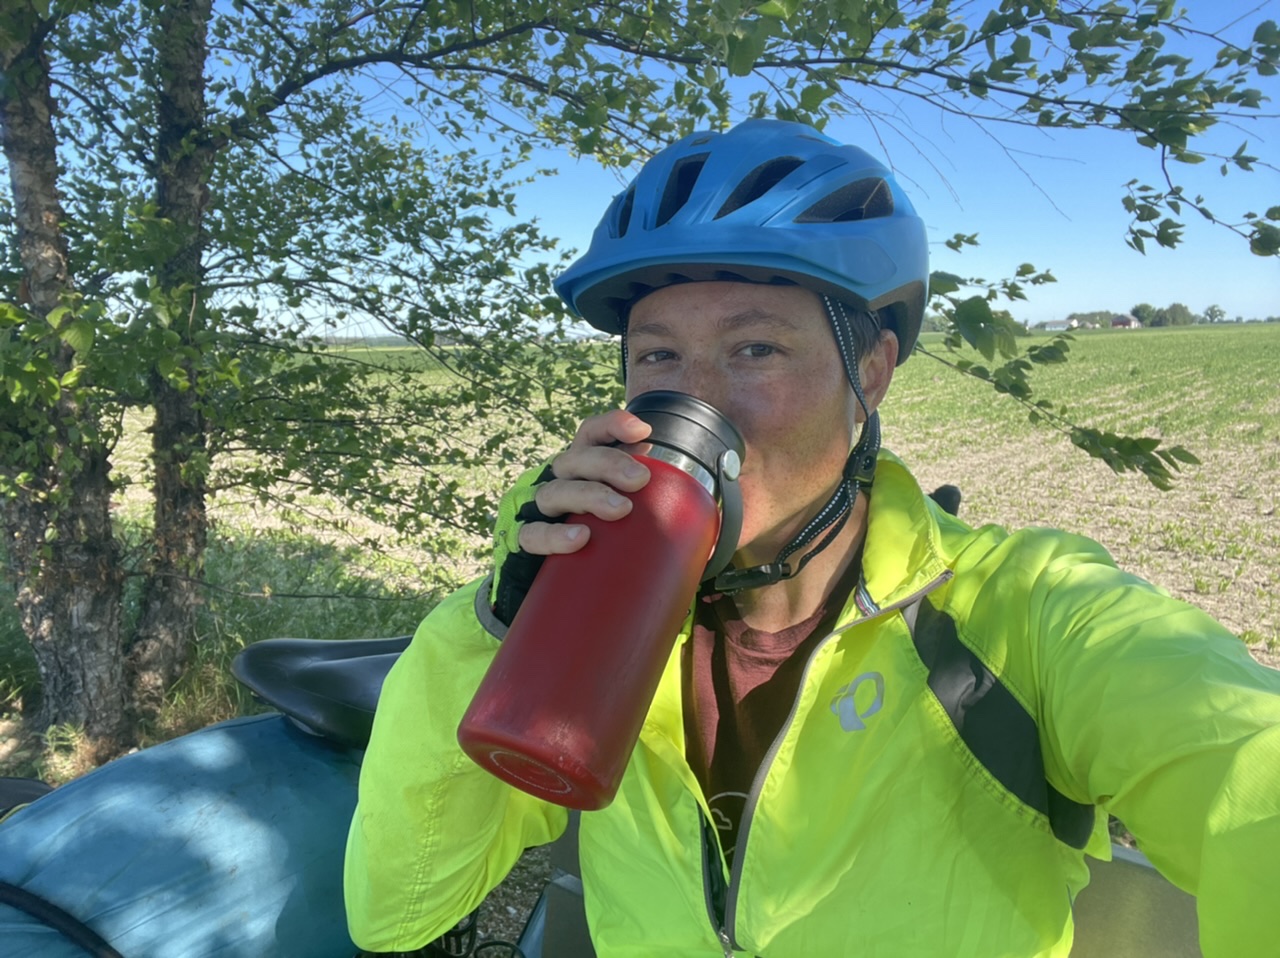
top-left (628, 309), bottom-right (801, 338)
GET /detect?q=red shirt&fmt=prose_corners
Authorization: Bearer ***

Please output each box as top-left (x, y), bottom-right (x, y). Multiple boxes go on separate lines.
top-left (682, 563), bottom-right (858, 864)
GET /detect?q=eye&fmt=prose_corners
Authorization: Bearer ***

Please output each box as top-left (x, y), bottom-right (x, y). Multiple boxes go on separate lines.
top-left (740, 343), bottom-right (777, 358)
top-left (635, 348), bottom-right (677, 364)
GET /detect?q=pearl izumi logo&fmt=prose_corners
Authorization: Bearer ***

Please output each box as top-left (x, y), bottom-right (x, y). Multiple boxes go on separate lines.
top-left (830, 672), bottom-right (885, 731)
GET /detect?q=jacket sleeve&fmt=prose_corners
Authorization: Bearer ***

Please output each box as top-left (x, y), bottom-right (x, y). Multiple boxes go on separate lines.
top-left (344, 576), bottom-right (569, 952)
top-left (1025, 533), bottom-right (1280, 957)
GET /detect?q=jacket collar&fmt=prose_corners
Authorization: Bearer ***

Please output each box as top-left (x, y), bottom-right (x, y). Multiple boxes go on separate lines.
top-left (852, 449), bottom-right (953, 616)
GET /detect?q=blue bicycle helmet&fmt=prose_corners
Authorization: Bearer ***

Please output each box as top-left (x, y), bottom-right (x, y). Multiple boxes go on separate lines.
top-left (555, 119), bottom-right (929, 363)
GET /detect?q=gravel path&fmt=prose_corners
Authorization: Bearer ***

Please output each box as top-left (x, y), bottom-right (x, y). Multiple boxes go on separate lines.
top-left (473, 845), bottom-right (552, 950)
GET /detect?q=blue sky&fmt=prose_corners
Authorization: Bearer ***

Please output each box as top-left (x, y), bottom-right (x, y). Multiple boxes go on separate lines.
top-left (514, 2), bottom-right (1280, 326)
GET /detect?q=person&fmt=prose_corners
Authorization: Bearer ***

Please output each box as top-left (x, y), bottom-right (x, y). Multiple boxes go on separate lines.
top-left (344, 119), bottom-right (1280, 957)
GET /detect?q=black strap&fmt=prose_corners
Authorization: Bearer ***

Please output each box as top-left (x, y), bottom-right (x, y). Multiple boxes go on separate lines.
top-left (0, 881), bottom-right (124, 958)
top-left (494, 466), bottom-right (560, 626)
top-left (907, 600), bottom-right (1096, 849)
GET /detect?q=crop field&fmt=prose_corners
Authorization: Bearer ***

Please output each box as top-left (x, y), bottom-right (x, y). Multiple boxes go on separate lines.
top-left (885, 322), bottom-right (1280, 666)
top-left (295, 324), bottom-right (1280, 666)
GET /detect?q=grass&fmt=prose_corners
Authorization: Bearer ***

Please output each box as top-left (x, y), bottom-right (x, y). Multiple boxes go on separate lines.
top-left (0, 521), bottom-right (436, 782)
top-left (2, 322), bottom-right (1278, 781)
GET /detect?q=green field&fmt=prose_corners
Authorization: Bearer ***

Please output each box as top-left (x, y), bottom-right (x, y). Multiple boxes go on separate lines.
top-left (2, 322), bottom-right (1277, 778)
top-left (885, 322), bottom-right (1280, 661)
top-left (896, 323), bottom-right (1279, 447)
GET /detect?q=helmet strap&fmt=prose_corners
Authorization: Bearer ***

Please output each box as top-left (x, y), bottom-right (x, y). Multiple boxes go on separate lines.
top-left (712, 295), bottom-right (881, 594)
top-left (618, 317), bottom-right (630, 384)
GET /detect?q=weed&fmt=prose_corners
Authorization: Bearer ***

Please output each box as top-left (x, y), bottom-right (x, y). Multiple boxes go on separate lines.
top-left (0, 579), bottom-right (37, 720)
top-left (1241, 629), bottom-right (1279, 652)
top-left (39, 723), bottom-right (98, 786)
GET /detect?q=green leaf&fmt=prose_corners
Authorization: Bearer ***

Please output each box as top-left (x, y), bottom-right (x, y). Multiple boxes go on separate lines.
top-left (726, 22), bottom-right (768, 77)
top-left (757, 0), bottom-right (802, 18)
top-left (953, 296), bottom-right (996, 359)
top-left (945, 232), bottom-right (980, 252)
top-left (929, 271), bottom-right (964, 296)
top-left (0, 302), bottom-right (32, 327)
top-left (46, 306), bottom-right (72, 331)
top-left (1250, 222), bottom-right (1280, 256)
top-left (1030, 345), bottom-right (1067, 364)
top-left (799, 83), bottom-right (830, 111)
top-left (62, 319), bottom-right (95, 355)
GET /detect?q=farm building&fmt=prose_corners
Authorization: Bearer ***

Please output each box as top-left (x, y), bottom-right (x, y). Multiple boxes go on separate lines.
top-left (1111, 314), bottom-right (1142, 329)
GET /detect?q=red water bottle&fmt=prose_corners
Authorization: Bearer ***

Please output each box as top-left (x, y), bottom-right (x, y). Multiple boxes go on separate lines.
top-left (457, 391), bottom-right (744, 810)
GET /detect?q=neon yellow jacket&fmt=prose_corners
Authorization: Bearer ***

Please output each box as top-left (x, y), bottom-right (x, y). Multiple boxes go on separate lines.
top-left (345, 452), bottom-right (1280, 956)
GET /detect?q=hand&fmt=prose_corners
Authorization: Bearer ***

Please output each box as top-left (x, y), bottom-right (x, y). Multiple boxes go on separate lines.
top-left (517, 410), bottom-right (653, 556)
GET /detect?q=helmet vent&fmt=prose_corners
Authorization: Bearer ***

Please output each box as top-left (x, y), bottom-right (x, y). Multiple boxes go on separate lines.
top-left (614, 188), bottom-right (636, 237)
top-left (795, 177), bottom-right (894, 223)
top-left (714, 157), bottom-right (805, 219)
top-left (656, 153), bottom-right (710, 227)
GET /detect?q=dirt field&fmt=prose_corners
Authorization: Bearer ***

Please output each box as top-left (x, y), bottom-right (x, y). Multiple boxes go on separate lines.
top-left (888, 326), bottom-right (1279, 670)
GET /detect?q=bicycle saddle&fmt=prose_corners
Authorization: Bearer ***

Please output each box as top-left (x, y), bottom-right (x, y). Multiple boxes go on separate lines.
top-left (231, 636), bottom-right (411, 749)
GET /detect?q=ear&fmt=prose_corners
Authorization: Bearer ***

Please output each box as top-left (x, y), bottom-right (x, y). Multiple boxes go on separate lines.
top-left (858, 328), bottom-right (898, 415)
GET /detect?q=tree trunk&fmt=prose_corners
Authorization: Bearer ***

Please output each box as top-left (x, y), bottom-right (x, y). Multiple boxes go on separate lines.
top-left (8, 450), bottom-right (126, 751)
top-left (125, 0), bottom-right (215, 717)
top-left (1, 7), bottom-right (128, 750)
top-left (128, 375), bottom-right (208, 713)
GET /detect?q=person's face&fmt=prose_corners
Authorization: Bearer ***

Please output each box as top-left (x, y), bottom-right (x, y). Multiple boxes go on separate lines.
top-left (625, 281), bottom-right (895, 565)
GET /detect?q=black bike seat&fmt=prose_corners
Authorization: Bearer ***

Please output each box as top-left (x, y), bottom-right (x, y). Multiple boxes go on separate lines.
top-left (0, 777), bottom-right (54, 820)
top-left (231, 636), bottom-right (411, 749)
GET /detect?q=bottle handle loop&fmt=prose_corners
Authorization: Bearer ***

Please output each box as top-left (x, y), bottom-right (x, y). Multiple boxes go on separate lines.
top-left (702, 450), bottom-right (742, 581)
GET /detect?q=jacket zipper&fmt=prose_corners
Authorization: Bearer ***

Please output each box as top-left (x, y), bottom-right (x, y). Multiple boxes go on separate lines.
top-left (708, 570), bottom-right (953, 951)
top-left (699, 813), bottom-right (734, 956)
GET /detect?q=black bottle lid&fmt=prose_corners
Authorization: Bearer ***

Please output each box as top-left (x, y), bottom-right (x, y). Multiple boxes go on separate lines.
top-left (625, 391), bottom-right (745, 478)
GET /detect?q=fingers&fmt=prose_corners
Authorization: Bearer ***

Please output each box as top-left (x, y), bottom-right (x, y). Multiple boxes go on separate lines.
top-left (517, 518), bottom-right (589, 556)
top-left (567, 408), bottom-right (653, 451)
top-left (516, 410), bottom-right (654, 556)
top-left (554, 410), bottom-right (653, 493)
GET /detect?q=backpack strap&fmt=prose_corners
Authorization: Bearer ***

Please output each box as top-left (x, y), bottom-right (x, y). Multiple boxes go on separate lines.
top-left (902, 596), bottom-right (1095, 849)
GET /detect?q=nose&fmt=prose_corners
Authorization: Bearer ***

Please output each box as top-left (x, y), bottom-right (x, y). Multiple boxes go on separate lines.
top-left (627, 358), bottom-right (731, 411)
top-left (666, 359), bottom-right (735, 420)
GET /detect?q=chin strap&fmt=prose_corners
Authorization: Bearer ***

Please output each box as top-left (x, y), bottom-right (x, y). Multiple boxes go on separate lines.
top-left (712, 295), bottom-right (881, 595)
top-left (711, 412), bottom-right (878, 594)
